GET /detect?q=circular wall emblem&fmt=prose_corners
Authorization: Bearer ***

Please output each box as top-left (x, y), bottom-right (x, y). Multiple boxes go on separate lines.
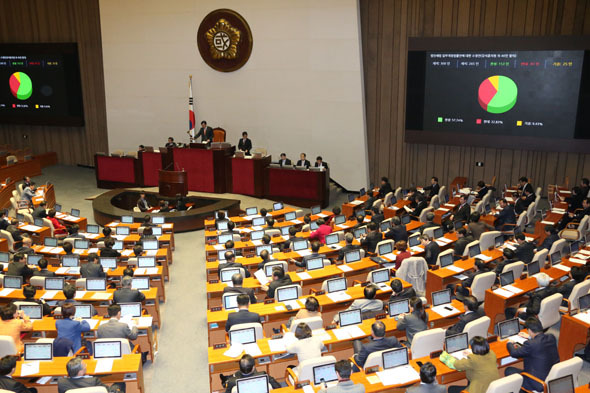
top-left (197, 9), bottom-right (253, 72)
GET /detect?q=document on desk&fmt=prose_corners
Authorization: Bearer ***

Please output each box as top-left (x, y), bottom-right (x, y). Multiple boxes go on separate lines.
top-left (381, 252), bottom-right (396, 261)
top-left (349, 200), bottom-right (364, 206)
top-left (36, 376), bottom-right (52, 385)
top-left (344, 325), bottom-right (365, 338)
top-left (40, 246), bottom-right (54, 253)
top-left (312, 329), bottom-right (332, 342)
top-left (541, 220), bottom-right (556, 225)
top-left (41, 290), bottom-right (58, 300)
top-left (254, 269), bottom-right (269, 285)
top-left (91, 292), bottom-right (111, 300)
top-left (492, 288), bottom-right (514, 298)
top-left (20, 361), bottom-right (39, 376)
top-left (145, 267), bottom-right (159, 275)
top-left (569, 257), bottom-right (586, 264)
top-left (302, 385), bottom-right (315, 393)
top-left (251, 240), bottom-right (262, 247)
top-left (410, 246), bottom-right (423, 253)
top-left (502, 285), bottom-right (524, 294)
top-left (56, 267), bottom-right (69, 274)
top-left (213, 244), bottom-right (225, 250)
top-left (435, 239), bottom-right (448, 247)
top-left (574, 312), bottom-right (590, 324)
top-left (88, 248), bottom-right (99, 253)
top-left (297, 272), bottom-right (312, 280)
top-left (474, 254), bottom-right (492, 261)
top-left (438, 208), bottom-right (450, 212)
top-left (297, 250), bottom-right (312, 257)
top-left (431, 305), bottom-right (459, 317)
top-left (21, 225), bottom-right (41, 231)
top-left (332, 328), bottom-right (351, 340)
top-left (86, 319), bottom-right (100, 329)
top-left (453, 274), bottom-right (469, 281)
top-left (242, 343), bottom-right (262, 356)
top-left (377, 365), bottom-right (420, 386)
top-left (553, 264), bottom-right (571, 272)
top-left (578, 250), bottom-right (590, 256)
top-left (505, 197), bottom-right (514, 202)
top-left (337, 264), bottom-right (353, 272)
top-left (144, 250), bottom-right (158, 256)
top-left (268, 338), bottom-right (286, 352)
top-left (446, 265), bottom-right (464, 273)
top-left (500, 355), bottom-right (519, 366)
top-left (283, 300), bottom-right (302, 310)
top-left (121, 249), bottom-right (134, 257)
top-left (137, 316), bottom-right (153, 327)
top-left (316, 213), bottom-right (328, 218)
top-left (366, 375), bottom-right (381, 384)
top-left (437, 237), bottom-right (452, 244)
top-left (224, 343), bottom-right (244, 358)
top-left (94, 358), bottom-right (114, 374)
top-left (75, 290), bottom-right (87, 298)
top-left (0, 288), bottom-right (14, 297)
top-left (251, 226), bottom-right (263, 231)
top-left (444, 204), bottom-right (455, 208)
top-left (134, 268), bottom-right (146, 275)
top-left (326, 292), bottom-right (352, 302)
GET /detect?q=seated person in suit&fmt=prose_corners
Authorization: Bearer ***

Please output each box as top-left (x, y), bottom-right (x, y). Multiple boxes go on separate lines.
top-left (6, 219), bottom-right (24, 248)
top-left (53, 337), bottom-right (74, 357)
top-left (314, 156), bottom-right (328, 170)
top-left (451, 194), bottom-right (471, 223)
top-left (389, 278), bottom-right (416, 301)
top-left (195, 120), bottom-right (214, 143)
top-left (395, 297), bottom-right (428, 344)
top-left (225, 294), bottom-right (260, 332)
top-left (286, 322), bottom-right (326, 372)
top-left (264, 217), bottom-right (275, 231)
top-left (452, 259), bottom-right (490, 301)
top-left (256, 249), bottom-right (273, 270)
top-left (445, 295), bottom-right (483, 336)
top-left (377, 177), bottom-right (393, 198)
top-left (410, 194), bottom-right (427, 219)
top-left (0, 355), bottom-right (37, 393)
top-left (21, 182), bottom-right (36, 206)
top-left (140, 215), bottom-right (154, 228)
top-left (97, 227), bottom-right (112, 243)
top-left (515, 188), bottom-right (535, 215)
top-left (423, 176), bottom-right (440, 199)
top-left (419, 212), bottom-right (437, 234)
top-left (581, 178), bottom-right (590, 199)
top-left (421, 234), bottom-right (439, 266)
top-left (132, 245), bottom-right (143, 257)
top-left (506, 273), bottom-right (556, 320)
top-left (407, 361), bottom-right (445, 393)
top-left (467, 212), bottom-right (494, 240)
top-left (55, 303), bottom-right (90, 353)
top-left (22, 285), bottom-right (51, 316)
top-left (140, 227), bottom-right (157, 244)
top-left (58, 357), bottom-right (125, 393)
top-left (0, 211), bottom-right (10, 231)
top-left (446, 336), bottom-right (499, 393)
top-left (32, 201), bottom-right (47, 219)
top-left (100, 238), bottom-right (121, 258)
top-left (454, 228), bottom-right (474, 258)
top-left (514, 233), bottom-right (535, 264)
top-left (219, 251), bottom-right (250, 278)
top-left (113, 276), bottom-right (146, 303)
top-left (536, 225), bottom-right (559, 252)
top-left (81, 253), bottom-right (106, 278)
top-left (281, 226), bottom-right (299, 251)
top-left (67, 224), bottom-right (84, 239)
top-left (475, 180), bottom-right (489, 200)
top-left (558, 197), bottom-right (590, 230)
top-left (59, 284), bottom-right (98, 316)
top-left (221, 220), bottom-right (239, 236)
top-left (370, 206), bottom-right (384, 225)
top-left (62, 242), bottom-right (75, 255)
top-left (319, 360), bottom-right (365, 393)
top-left (223, 273), bottom-right (257, 304)
top-left (353, 321), bottom-right (400, 370)
top-left (97, 304), bottom-right (138, 341)
top-left (360, 222), bottom-right (382, 253)
top-left (222, 354), bottom-right (280, 393)
top-left (46, 209), bottom-right (67, 235)
top-left (158, 200), bottom-right (170, 212)
top-left (333, 285), bottom-right (383, 324)
top-left (558, 265), bottom-right (588, 300)
top-left (7, 252), bottom-right (33, 280)
top-left (16, 236), bottom-right (35, 255)
top-left (261, 267), bottom-right (293, 298)
top-left (394, 240), bottom-right (410, 270)
top-left (237, 131), bottom-right (252, 155)
top-left (290, 241), bottom-right (324, 269)
top-left (505, 317), bottom-right (559, 392)
top-left (165, 136), bottom-right (176, 148)
top-left (33, 258), bottom-right (56, 277)
top-left (175, 193), bottom-right (187, 211)
top-left (136, 191), bottom-right (150, 212)
top-left (495, 198), bottom-right (516, 231)
top-left (296, 153), bottom-right (311, 168)
top-left (278, 153), bottom-right (291, 167)
top-left (288, 297), bottom-right (321, 328)
top-left (384, 216), bottom-right (408, 242)
top-left (493, 248), bottom-right (518, 275)
top-left (516, 176), bottom-right (534, 196)
top-left (309, 218), bottom-right (332, 244)
top-left (337, 233), bottom-right (361, 261)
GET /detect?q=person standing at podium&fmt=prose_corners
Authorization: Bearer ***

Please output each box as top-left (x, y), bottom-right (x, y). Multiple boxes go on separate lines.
top-left (296, 153), bottom-right (310, 168)
top-left (137, 192), bottom-right (150, 212)
top-left (165, 137), bottom-right (176, 148)
top-left (237, 131), bottom-right (252, 155)
top-left (195, 120), bottom-right (214, 143)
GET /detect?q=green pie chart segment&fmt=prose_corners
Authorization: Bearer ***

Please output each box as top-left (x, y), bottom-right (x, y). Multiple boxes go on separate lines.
top-left (478, 75), bottom-right (517, 114)
top-left (9, 72), bottom-right (33, 100)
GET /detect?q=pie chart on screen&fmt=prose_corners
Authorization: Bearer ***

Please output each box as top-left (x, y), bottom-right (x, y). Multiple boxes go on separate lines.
top-left (478, 75), bottom-right (517, 114)
top-left (9, 72), bottom-right (33, 100)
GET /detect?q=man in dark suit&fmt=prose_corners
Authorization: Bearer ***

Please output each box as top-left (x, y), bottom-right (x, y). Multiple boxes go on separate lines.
top-left (58, 284), bottom-right (98, 316)
top-left (514, 233), bottom-right (535, 264)
top-left (421, 234), bottom-right (439, 266)
top-left (453, 259), bottom-right (490, 301)
top-left (296, 153), bottom-right (310, 168)
top-left (360, 222), bottom-right (382, 253)
top-left (261, 267), bottom-right (293, 298)
top-left (6, 219), bottom-right (23, 247)
top-left (423, 176), bottom-right (440, 199)
top-left (58, 357), bottom-right (124, 393)
top-left (410, 194), bottom-right (428, 219)
top-left (495, 198), bottom-right (516, 231)
top-left (16, 237), bottom-right (35, 255)
top-left (505, 317), bottom-right (559, 392)
top-left (33, 258), bottom-right (56, 277)
top-left (370, 206), bottom-right (384, 225)
top-left (113, 276), bottom-right (146, 303)
top-left (136, 191), bottom-right (150, 212)
top-left (81, 253), bottom-right (106, 278)
top-left (445, 296), bottom-right (482, 336)
top-left (278, 153), bottom-right (291, 167)
top-left (222, 354), bottom-right (280, 393)
top-left (97, 304), bottom-right (138, 341)
top-left (389, 278), bottom-right (416, 301)
top-left (100, 238), bottom-right (121, 258)
top-left (194, 120), bottom-right (213, 143)
top-left (0, 355), bottom-right (37, 393)
top-left (377, 177), bottom-right (393, 198)
top-left (475, 180), bottom-right (489, 200)
top-left (419, 213), bottom-right (437, 234)
top-left (0, 211), bottom-right (9, 231)
top-left (218, 251), bottom-right (250, 278)
top-left (384, 216), bottom-right (408, 242)
top-left (558, 265), bottom-right (588, 300)
top-left (517, 176), bottom-right (534, 197)
top-left (407, 362), bottom-right (445, 393)
top-left (237, 131), bottom-right (252, 155)
top-left (314, 156), bottom-right (328, 170)
top-left (353, 321), bottom-right (400, 369)
top-left (337, 233), bottom-right (361, 261)
top-left (515, 188), bottom-right (535, 215)
top-left (537, 225), bottom-right (559, 252)
top-left (559, 197), bottom-right (590, 230)
top-left (493, 248), bottom-right (519, 275)
top-left (223, 273), bottom-right (257, 304)
top-left (7, 253), bottom-right (33, 280)
top-left (32, 201), bottom-right (47, 219)
top-left (164, 137), bottom-right (176, 148)
top-left (453, 228), bottom-right (474, 258)
top-left (225, 294), bottom-right (261, 332)
top-left (452, 194), bottom-right (471, 223)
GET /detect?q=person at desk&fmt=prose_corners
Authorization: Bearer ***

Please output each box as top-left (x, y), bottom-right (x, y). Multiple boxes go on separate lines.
top-left (165, 137), bottom-right (176, 148)
top-left (420, 212), bottom-right (437, 234)
top-left (174, 193), bottom-right (187, 211)
top-left (395, 297), bottom-right (428, 344)
top-left (114, 276), bottom-right (146, 303)
top-left (309, 218), bottom-right (332, 244)
top-left (7, 253), bottom-right (33, 280)
top-left (32, 201), bottom-right (47, 219)
top-left (32, 258), bottom-right (56, 277)
top-left (195, 120), bottom-right (214, 143)
top-left (445, 336), bottom-right (499, 393)
top-left (15, 236), bottom-right (34, 255)
top-left (451, 194), bottom-right (471, 223)
top-left (225, 294), bottom-right (260, 332)
top-left (223, 273), bottom-right (257, 304)
top-left (453, 259), bottom-right (490, 301)
top-left (140, 227), bottom-right (157, 244)
top-left (281, 226), bottom-right (299, 251)
top-left (47, 209), bottom-right (67, 235)
top-left (537, 224), bottom-right (559, 252)
top-left (55, 303), bottom-right (90, 352)
top-left (58, 357), bottom-right (125, 393)
top-left (493, 248), bottom-right (518, 275)
top-left (219, 251), bottom-right (250, 278)
top-left (421, 234), bottom-right (439, 266)
top-left (423, 176), bottom-right (440, 199)
top-left (393, 240), bottom-right (410, 270)
top-left (319, 360), bottom-right (365, 393)
top-left (98, 304), bottom-right (138, 341)
top-left (97, 227), bottom-right (113, 243)
top-left (22, 285), bottom-right (51, 316)
top-left (290, 241), bottom-right (323, 268)
top-left (222, 354), bottom-right (281, 393)
top-left (278, 153), bottom-right (291, 167)
top-left (256, 249), bottom-right (273, 270)
top-left (22, 176), bottom-right (32, 189)
top-left (100, 238), bottom-right (121, 258)
top-left (261, 266), bottom-right (293, 298)
top-left (337, 233), bottom-right (361, 261)
top-left (353, 321), bottom-right (400, 370)
top-left (0, 355), bottom-right (37, 393)
top-left (237, 131), bottom-right (252, 155)
top-left (6, 219), bottom-right (23, 248)
top-left (370, 206), bottom-right (384, 225)
top-left (384, 216), bottom-right (408, 242)
top-left (454, 228), bottom-right (474, 258)
top-left (21, 182), bottom-right (36, 206)
top-left (517, 176), bottom-right (534, 196)
top-left (314, 156), bottom-right (328, 170)
top-left (288, 297), bottom-right (321, 328)
top-left (467, 212), bottom-right (494, 240)
top-left (333, 285), bottom-right (383, 323)
top-left (506, 273), bottom-right (556, 320)
top-left (159, 200), bottom-right (170, 212)
top-left (67, 224), bottom-right (84, 240)
top-left (410, 194), bottom-right (427, 219)
top-left (514, 233), bottom-right (535, 264)
top-left (58, 284), bottom-right (98, 316)
top-left (495, 198), bottom-right (516, 231)
top-left (515, 188), bottom-right (535, 215)
top-left (137, 191), bottom-right (150, 212)
top-left (558, 197), bottom-right (590, 230)
top-left (296, 153), bottom-right (311, 168)
top-left (558, 265), bottom-right (588, 300)
top-left (389, 278), bottom-right (416, 301)
top-left (138, 145), bottom-right (146, 152)
top-left (0, 210), bottom-right (8, 231)
top-left (377, 176), bottom-right (393, 198)
top-left (505, 317), bottom-right (559, 392)
top-left (407, 362), bottom-right (445, 393)
top-left (445, 296), bottom-right (483, 337)
top-left (360, 222), bottom-right (381, 253)
top-left (0, 304), bottom-right (32, 353)
top-left (81, 253), bottom-right (106, 278)
top-left (286, 323), bottom-right (326, 372)
top-left (475, 181), bottom-right (489, 200)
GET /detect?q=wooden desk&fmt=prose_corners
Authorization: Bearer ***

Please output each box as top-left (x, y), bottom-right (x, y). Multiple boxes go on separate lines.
top-left (231, 156), bottom-right (272, 197)
top-left (558, 313), bottom-right (590, 361)
top-left (534, 201), bottom-right (568, 244)
top-left (265, 167), bottom-right (330, 208)
top-left (342, 195), bottom-right (369, 218)
top-left (55, 211), bottom-right (87, 231)
top-left (0, 180), bottom-right (17, 211)
top-left (18, 223), bottom-right (51, 243)
top-left (0, 157), bottom-right (42, 182)
top-left (383, 200), bottom-right (412, 219)
top-left (95, 154), bottom-right (141, 188)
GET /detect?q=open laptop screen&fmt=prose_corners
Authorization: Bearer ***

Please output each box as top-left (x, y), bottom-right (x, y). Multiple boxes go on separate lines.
top-left (93, 341), bottom-right (122, 358)
top-left (445, 333), bottom-right (469, 353)
top-left (236, 375), bottom-right (269, 393)
top-left (339, 309), bottom-right (362, 327)
top-left (24, 343), bottom-right (52, 361)
top-left (498, 318), bottom-right (520, 340)
top-left (432, 289), bottom-right (451, 306)
top-left (313, 363), bottom-right (338, 385)
top-left (382, 347), bottom-right (409, 369)
top-left (388, 299), bottom-right (410, 317)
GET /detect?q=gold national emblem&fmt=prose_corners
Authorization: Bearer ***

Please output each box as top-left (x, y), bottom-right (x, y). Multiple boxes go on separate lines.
top-left (205, 19), bottom-right (241, 59)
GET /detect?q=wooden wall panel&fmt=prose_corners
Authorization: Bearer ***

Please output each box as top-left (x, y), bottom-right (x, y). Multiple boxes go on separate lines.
top-left (0, 0), bottom-right (108, 166)
top-left (360, 0), bottom-right (590, 196)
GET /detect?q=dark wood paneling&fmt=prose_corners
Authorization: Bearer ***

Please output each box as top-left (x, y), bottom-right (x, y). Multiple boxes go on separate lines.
top-left (0, 0), bottom-right (108, 166)
top-left (360, 0), bottom-right (590, 195)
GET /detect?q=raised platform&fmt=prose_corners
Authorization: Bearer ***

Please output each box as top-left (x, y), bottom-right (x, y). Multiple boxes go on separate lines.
top-left (92, 189), bottom-right (241, 232)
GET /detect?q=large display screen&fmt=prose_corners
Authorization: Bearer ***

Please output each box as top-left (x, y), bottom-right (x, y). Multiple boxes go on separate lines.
top-left (0, 43), bottom-right (84, 126)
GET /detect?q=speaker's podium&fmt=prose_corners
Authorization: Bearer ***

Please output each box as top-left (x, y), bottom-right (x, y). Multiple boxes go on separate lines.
top-left (158, 169), bottom-right (188, 197)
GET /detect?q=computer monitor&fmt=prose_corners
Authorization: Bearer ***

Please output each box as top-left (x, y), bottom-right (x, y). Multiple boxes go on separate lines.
top-left (388, 299), bottom-right (410, 317)
top-left (27, 254), bottom-right (42, 266)
top-left (250, 230), bottom-right (264, 241)
top-left (74, 304), bottom-right (92, 319)
top-left (218, 250), bottom-right (231, 261)
top-left (484, 204), bottom-right (492, 214)
top-left (74, 239), bottom-right (89, 249)
top-left (45, 277), bottom-right (64, 290)
top-left (439, 253), bottom-right (454, 268)
top-left (325, 233), bottom-right (339, 246)
top-left (281, 226), bottom-right (291, 236)
top-left (93, 341), bottom-right (122, 359)
top-left (86, 224), bottom-right (99, 234)
top-left (333, 215), bottom-right (346, 225)
top-left (0, 252), bottom-right (9, 263)
top-left (359, 188), bottom-right (366, 196)
top-left (579, 293), bottom-right (590, 312)
top-left (19, 304), bottom-right (42, 319)
top-left (70, 208), bottom-right (80, 217)
top-left (348, 193), bottom-right (356, 203)
top-left (498, 318), bottom-right (520, 340)
top-left (61, 255), bottom-right (79, 267)
top-left (34, 217), bottom-right (44, 227)
top-left (138, 256), bottom-right (156, 268)
top-left (550, 252), bottom-right (562, 265)
top-left (547, 375), bottom-right (574, 393)
top-left (245, 207), bottom-right (258, 216)
top-left (445, 332), bottom-right (469, 353)
top-left (344, 250), bottom-right (361, 263)
top-left (432, 289), bottom-right (451, 307)
top-left (119, 302), bottom-right (142, 318)
top-left (378, 242), bottom-right (393, 255)
top-left (151, 226), bottom-right (162, 236)
top-left (339, 309), bottom-right (362, 327)
top-left (116, 226), bottom-right (130, 235)
top-left (433, 227), bottom-right (444, 239)
top-left (306, 257), bottom-right (324, 271)
top-left (224, 294), bottom-right (239, 310)
top-left (121, 215), bottom-right (133, 224)
top-left (276, 286), bottom-right (298, 302)
top-left (132, 277), bottom-right (150, 290)
top-left (284, 212), bottom-right (296, 221)
top-left (16, 213), bottom-right (25, 222)
top-left (313, 363), bottom-right (338, 386)
top-left (408, 235), bottom-right (420, 247)
top-left (527, 260), bottom-right (540, 276)
top-left (273, 202), bottom-right (283, 211)
top-left (252, 217), bottom-right (266, 227)
top-left (218, 233), bottom-right (233, 245)
top-left (236, 375), bottom-right (269, 393)
top-left (220, 268), bottom-right (241, 283)
top-left (353, 227), bottom-right (367, 239)
top-left (98, 257), bottom-right (116, 270)
top-left (561, 244), bottom-right (571, 257)
top-left (326, 277), bottom-right (347, 293)
top-left (292, 240), bottom-right (308, 252)
top-left (570, 241), bottom-right (580, 254)
top-left (217, 220), bottom-right (229, 231)
top-left (44, 237), bottom-right (58, 247)
top-left (380, 221), bottom-right (392, 232)
top-left (24, 343), bottom-right (53, 361)
top-left (142, 240), bottom-right (158, 250)
top-left (256, 245), bottom-right (273, 256)
top-left (310, 221), bottom-right (319, 231)
top-left (151, 216), bottom-right (164, 225)
top-left (86, 278), bottom-right (106, 291)
top-left (264, 263), bottom-right (283, 277)
top-left (113, 241), bottom-right (123, 251)
top-left (382, 347), bottom-right (409, 369)
top-left (468, 244), bottom-right (481, 258)
top-left (371, 269), bottom-right (390, 284)
top-left (401, 215), bottom-right (411, 225)
top-left (54, 203), bottom-right (62, 212)
top-left (229, 327), bottom-right (256, 345)
top-left (3, 275), bottom-right (22, 289)
top-left (494, 235), bottom-right (505, 248)
top-left (500, 271), bottom-right (515, 287)
top-left (311, 206), bottom-right (321, 215)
